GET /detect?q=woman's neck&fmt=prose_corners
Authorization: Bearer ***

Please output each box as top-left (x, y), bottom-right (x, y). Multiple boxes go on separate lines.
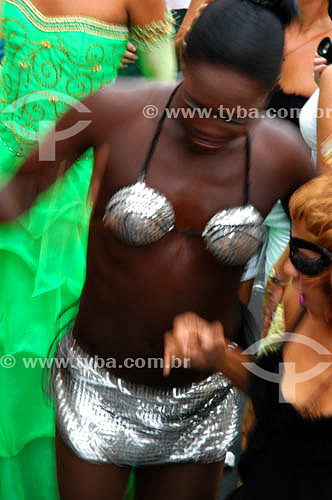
top-left (287, 286), bottom-right (332, 335)
top-left (296, 0), bottom-right (330, 32)
top-left (304, 306), bottom-right (332, 340)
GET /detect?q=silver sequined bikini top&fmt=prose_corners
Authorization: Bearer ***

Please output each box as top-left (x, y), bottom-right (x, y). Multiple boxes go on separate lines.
top-left (103, 86), bottom-right (264, 266)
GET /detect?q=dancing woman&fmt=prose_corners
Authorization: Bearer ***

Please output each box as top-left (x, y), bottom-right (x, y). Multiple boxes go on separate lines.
top-left (0, 1), bottom-right (314, 499)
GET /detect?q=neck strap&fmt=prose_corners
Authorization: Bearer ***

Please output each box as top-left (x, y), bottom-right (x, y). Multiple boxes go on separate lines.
top-left (244, 135), bottom-right (250, 205)
top-left (140, 83), bottom-right (181, 180)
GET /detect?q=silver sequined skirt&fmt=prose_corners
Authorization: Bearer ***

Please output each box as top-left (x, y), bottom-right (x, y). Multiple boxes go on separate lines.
top-left (53, 334), bottom-right (240, 467)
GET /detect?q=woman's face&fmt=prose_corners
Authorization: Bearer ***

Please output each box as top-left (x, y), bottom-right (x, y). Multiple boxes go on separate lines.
top-left (179, 60), bottom-right (269, 153)
top-left (284, 220), bottom-right (332, 318)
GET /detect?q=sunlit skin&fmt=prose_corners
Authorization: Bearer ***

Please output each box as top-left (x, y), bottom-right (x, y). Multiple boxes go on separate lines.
top-left (31, 0), bottom-right (137, 25)
top-left (279, 0), bottom-right (332, 97)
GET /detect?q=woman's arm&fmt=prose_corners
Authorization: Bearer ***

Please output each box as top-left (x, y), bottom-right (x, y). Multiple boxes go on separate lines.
top-left (317, 64), bottom-right (332, 174)
top-left (215, 343), bottom-right (251, 394)
top-left (127, 0), bottom-right (177, 80)
top-left (163, 312), bottom-right (251, 393)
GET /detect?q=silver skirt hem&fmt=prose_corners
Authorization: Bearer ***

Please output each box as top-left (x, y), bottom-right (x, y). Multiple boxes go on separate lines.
top-left (53, 334), bottom-right (240, 467)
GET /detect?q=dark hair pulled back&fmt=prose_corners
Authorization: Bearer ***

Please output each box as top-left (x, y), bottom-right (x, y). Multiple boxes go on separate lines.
top-left (184, 0), bottom-right (298, 90)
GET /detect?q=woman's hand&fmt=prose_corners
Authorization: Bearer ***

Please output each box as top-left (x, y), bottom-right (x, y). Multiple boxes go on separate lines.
top-left (262, 281), bottom-right (285, 337)
top-left (174, 0), bottom-right (215, 59)
top-left (313, 53), bottom-right (328, 87)
top-left (120, 42), bottom-right (138, 68)
top-left (163, 312), bottom-right (227, 376)
top-left (196, 0), bottom-right (215, 16)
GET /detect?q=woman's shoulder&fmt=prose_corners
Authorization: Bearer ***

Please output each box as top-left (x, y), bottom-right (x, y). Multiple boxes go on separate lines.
top-left (252, 116), bottom-right (315, 194)
top-left (82, 82), bottom-right (175, 131)
top-left (254, 115), bottom-right (305, 149)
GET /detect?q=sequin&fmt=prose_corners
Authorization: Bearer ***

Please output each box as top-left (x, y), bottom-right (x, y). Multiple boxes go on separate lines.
top-left (104, 181), bottom-right (175, 246)
top-left (53, 334), bottom-right (240, 466)
top-left (103, 85), bottom-right (264, 266)
top-left (104, 179), bottom-right (264, 265)
top-left (130, 10), bottom-right (176, 52)
top-left (41, 39), bottom-right (51, 49)
top-left (0, 2), bottom-right (174, 156)
top-left (202, 205), bottom-right (264, 265)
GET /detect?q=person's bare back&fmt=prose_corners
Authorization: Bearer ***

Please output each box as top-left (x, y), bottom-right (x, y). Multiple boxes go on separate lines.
top-left (29, 0), bottom-right (129, 25)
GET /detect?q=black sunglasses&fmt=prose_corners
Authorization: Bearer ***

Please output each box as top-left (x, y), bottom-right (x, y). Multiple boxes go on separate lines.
top-left (289, 236), bottom-right (332, 277)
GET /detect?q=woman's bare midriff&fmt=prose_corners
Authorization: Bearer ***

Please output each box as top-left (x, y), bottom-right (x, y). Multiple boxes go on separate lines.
top-left (72, 224), bottom-right (244, 388)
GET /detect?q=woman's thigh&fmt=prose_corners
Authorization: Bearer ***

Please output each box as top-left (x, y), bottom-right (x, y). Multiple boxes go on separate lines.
top-left (55, 429), bottom-right (131, 500)
top-left (135, 460), bottom-right (225, 500)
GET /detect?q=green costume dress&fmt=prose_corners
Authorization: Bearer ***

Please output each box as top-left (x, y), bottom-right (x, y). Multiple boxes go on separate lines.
top-left (0, 1), bottom-right (174, 498)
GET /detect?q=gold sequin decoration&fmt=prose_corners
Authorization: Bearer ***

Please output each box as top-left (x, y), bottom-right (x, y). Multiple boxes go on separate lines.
top-left (41, 39), bottom-right (51, 49)
top-left (130, 10), bottom-right (175, 52)
top-left (0, 14), bottom-right (124, 155)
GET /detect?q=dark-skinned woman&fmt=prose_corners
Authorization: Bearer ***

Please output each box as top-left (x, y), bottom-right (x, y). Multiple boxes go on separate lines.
top-left (0, 1), bottom-right (314, 499)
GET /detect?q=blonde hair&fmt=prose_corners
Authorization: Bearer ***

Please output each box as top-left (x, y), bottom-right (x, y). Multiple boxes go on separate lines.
top-left (289, 173), bottom-right (332, 292)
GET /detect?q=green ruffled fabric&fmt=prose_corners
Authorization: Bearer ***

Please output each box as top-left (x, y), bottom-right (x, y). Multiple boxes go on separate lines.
top-left (0, 1), bottom-right (128, 498)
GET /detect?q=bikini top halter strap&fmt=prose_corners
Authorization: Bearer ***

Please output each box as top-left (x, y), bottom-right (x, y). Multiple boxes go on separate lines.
top-left (244, 135), bottom-right (250, 205)
top-left (139, 84), bottom-right (180, 181)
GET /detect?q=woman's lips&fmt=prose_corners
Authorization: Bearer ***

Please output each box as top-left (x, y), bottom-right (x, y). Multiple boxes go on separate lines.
top-left (189, 134), bottom-right (229, 151)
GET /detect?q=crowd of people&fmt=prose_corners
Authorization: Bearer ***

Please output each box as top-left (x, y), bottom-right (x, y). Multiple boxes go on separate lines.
top-left (0, 0), bottom-right (332, 499)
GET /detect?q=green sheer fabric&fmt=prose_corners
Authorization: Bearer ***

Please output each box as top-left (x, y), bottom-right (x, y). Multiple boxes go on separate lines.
top-left (0, 1), bottom-right (173, 498)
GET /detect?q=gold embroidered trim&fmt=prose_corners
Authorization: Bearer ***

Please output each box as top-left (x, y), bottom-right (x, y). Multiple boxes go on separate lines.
top-left (5, 0), bottom-right (129, 39)
top-left (130, 10), bottom-right (175, 52)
